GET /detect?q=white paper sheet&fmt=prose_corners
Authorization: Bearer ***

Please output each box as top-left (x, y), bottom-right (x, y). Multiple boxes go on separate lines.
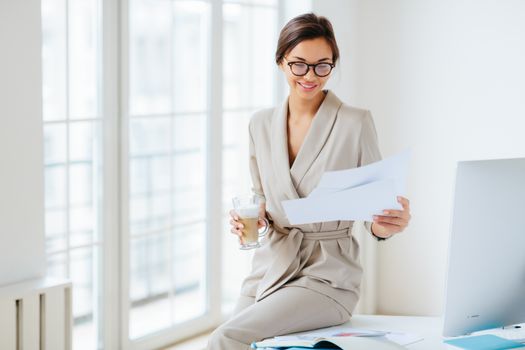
top-left (281, 150), bottom-right (411, 225)
top-left (310, 150), bottom-right (411, 197)
top-left (274, 326), bottom-right (388, 341)
top-left (385, 331), bottom-right (424, 346)
top-left (271, 324), bottom-right (423, 346)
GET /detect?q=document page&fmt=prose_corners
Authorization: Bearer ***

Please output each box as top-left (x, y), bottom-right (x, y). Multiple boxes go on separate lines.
top-left (281, 150), bottom-right (411, 225)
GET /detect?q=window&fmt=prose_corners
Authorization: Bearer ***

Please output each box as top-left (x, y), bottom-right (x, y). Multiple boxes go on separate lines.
top-left (41, 0), bottom-right (103, 349)
top-left (42, 0), bottom-right (283, 348)
top-left (125, 0), bottom-right (210, 343)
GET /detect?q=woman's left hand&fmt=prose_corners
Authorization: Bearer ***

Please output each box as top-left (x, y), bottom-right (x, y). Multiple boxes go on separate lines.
top-left (371, 196), bottom-right (411, 239)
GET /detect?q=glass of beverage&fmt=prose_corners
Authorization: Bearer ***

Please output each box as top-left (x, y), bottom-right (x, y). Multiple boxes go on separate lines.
top-left (232, 194), bottom-right (270, 250)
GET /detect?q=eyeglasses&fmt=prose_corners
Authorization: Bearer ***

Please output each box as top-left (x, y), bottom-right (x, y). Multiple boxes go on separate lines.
top-left (285, 59), bottom-right (335, 77)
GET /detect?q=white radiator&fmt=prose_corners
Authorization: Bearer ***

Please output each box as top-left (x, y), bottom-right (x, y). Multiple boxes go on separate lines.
top-left (0, 278), bottom-right (72, 350)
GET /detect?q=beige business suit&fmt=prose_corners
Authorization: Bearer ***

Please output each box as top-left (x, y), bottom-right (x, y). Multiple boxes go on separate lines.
top-left (207, 90), bottom-right (382, 349)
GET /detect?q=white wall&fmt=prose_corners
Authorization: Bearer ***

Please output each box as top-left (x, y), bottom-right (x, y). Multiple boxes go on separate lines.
top-left (313, 0), bottom-right (359, 104)
top-left (357, 0), bottom-right (525, 316)
top-left (0, 0), bottom-right (45, 286)
top-left (314, 0), bottom-right (525, 316)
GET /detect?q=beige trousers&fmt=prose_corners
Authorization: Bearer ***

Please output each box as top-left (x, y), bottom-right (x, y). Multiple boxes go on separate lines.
top-left (206, 286), bottom-right (350, 350)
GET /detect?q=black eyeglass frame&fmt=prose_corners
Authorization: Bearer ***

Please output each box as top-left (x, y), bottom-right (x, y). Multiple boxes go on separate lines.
top-left (286, 60), bottom-right (335, 77)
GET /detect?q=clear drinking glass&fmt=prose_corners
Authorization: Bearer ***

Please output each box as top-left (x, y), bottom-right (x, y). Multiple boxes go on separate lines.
top-left (232, 194), bottom-right (269, 249)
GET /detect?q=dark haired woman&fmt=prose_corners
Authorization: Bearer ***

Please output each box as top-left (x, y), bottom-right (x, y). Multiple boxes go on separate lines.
top-left (207, 13), bottom-right (411, 349)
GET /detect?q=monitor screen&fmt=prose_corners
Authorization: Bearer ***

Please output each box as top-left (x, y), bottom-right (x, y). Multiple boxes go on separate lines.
top-left (443, 157), bottom-right (525, 337)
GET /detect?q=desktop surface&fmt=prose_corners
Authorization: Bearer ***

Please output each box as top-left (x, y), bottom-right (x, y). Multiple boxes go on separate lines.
top-left (347, 315), bottom-right (525, 349)
top-left (349, 315), bottom-right (443, 349)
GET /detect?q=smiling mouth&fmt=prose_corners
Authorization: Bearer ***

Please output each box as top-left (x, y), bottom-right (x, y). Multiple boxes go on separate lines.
top-left (298, 82), bottom-right (317, 90)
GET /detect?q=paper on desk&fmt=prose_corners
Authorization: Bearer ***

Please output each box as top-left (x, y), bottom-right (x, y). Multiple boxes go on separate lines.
top-left (281, 150), bottom-right (410, 225)
top-left (385, 331), bottom-right (424, 346)
top-left (272, 324), bottom-right (422, 346)
top-left (274, 326), bottom-right (388, 341)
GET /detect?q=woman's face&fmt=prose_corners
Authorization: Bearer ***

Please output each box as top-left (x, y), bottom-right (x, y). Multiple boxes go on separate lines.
top-left (280, 37), bottom-right (334, 101)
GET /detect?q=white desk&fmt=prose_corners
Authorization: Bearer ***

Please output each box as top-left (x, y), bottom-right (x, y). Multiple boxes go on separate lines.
top-left (347, 315), bottom-right (525, 350)
top-left (347, 315), bottom-right (444, 349)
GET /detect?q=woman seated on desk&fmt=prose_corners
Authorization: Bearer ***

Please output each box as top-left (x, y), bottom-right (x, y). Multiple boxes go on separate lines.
top-left (207, 13), bottom-right (411, 350)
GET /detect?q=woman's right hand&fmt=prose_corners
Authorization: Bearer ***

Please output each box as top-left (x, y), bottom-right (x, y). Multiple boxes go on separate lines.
top-left (229, 208), bottom-right (268, 245)
top-left (229, 209), bottom-right (245, 244)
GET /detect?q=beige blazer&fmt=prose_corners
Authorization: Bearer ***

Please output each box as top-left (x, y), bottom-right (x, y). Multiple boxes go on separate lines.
top-left (240, 90), bottom-right (382, 315)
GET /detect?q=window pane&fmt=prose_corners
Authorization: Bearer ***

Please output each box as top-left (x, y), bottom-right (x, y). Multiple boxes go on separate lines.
top-left (129, 117), bottom-right (173, 235)
top-left (44, 164), bottom-right (67, 254)
top-left (45, 209), bottom-right (67, 253)
top-left (173, 151), bottom-right (206, 221)
top-left (70, 206), bottom-right (95, 247)
top-left (42, 0), bottom-right (67, 121)
top-left (69, 164), bottom-right (93, 207)
top-left (130, 155), bottom-right (171, 196)
top-left (47, 253), bottom-right (67, 279)
top-left (222, 111), bottom-right (251, 149)
top-left (69, 0), bottom-right (100, 118)
top-left (71, 247), bottom-right (99, 350)
top-left (152, 193), bottom-right (171, 229)
top-left (129, 0), bottom-right (172, 116)
top-left (130, 196), bottom-right (150, 234)
top-left (130, 117), bottom-right (171, 156)
top-left (44, 165), bottom-right (67, 208)
top-left (172, 223), bottom-right (206, 324)
top-left (69, 121), bottom-right (100, 247)
top-left (173, 114), bottom-right (204, 152)
top-left (44, 124), bottom-right (67, 164)
top-left (70, 122), bottom-right (96, 162)
top-left (130, 233), bottom-right (171, 339)
top-left (223, 4), bottom-right (277, 109)
top-left (172, 1), bottom-right (209, 113)
top-left (250, 7), bottom-right (277, 105)
top-left (222, 111), bottom-right (252, 193)
top-left (173, 186), bottom-right (205, 224)
top-left (173, 152), bottom-right (204, 190)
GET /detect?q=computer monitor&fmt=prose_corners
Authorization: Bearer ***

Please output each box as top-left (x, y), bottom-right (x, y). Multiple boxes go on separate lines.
top-left (442, 157), bottom-right (525, 337)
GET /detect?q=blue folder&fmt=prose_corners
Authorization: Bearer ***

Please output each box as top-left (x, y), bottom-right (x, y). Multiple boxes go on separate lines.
top-left (444, 334), bottom-right (524, 350)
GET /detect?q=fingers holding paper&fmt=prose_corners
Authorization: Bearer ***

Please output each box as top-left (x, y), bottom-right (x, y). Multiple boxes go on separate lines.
top-left (372, 196), bottom-right (411, 239)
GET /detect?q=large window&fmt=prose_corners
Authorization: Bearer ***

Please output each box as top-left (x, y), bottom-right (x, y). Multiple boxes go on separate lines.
top-left (42, 0), bottom-right (282, 348)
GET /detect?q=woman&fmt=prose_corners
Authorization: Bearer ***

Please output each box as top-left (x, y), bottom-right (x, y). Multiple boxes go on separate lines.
top-left (207, 13), bottom-right (411, 349)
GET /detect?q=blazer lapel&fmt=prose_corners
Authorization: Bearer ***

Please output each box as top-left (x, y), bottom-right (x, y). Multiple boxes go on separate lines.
top-left (271, 96), bottom-right (300, 201)
top-left (290, 90), bottom-right (342, 189)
